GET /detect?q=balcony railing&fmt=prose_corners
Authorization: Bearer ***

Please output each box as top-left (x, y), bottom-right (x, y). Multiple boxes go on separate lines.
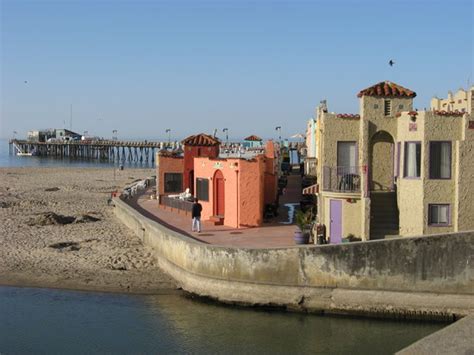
top-left (322, 165), bottom-right (362, 193)
top-left (160, 195), bottom-right (194, 213)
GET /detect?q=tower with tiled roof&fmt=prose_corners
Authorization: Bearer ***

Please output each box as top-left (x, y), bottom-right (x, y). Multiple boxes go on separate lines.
top-left (358, 81), bottom-right (416, 122)
top-left (182, 133), bottom-right (221, 194)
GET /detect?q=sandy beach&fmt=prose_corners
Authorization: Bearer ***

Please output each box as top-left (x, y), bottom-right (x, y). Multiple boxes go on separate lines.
top-left (0, 167), bottom-right (177, 294)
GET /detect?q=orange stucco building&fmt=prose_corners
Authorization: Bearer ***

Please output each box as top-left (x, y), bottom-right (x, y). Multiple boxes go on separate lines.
top-left (156, 133), bottom-right (278, 228)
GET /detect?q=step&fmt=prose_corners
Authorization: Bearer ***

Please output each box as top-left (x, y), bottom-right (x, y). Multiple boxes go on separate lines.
top-left (209, 215), bottom-right (224, 226)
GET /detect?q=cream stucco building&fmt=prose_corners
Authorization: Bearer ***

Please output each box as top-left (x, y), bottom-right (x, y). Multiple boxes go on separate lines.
top-left (304, 117), bottom-right (317, 176)
top-left (315, 81), bottom-right (474, 241)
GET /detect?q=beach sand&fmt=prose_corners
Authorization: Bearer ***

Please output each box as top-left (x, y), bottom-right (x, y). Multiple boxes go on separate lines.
top-left (0, 167), bottom-right (177, 294)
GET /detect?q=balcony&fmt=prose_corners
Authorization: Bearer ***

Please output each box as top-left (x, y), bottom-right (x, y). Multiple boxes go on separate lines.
top-left (322, 166), bottom-right (362, 193)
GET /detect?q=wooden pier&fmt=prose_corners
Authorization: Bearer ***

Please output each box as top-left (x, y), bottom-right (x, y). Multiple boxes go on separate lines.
top-left (8, 139), bottom-right (305, 164)
top-left (8, 139), bottom-right (176, 163)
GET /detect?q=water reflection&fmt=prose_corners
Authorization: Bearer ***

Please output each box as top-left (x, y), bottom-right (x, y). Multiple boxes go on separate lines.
top-left (144, 295), bottom-right (445, 354)
top-left (0, 286), bottom-right (444, 354)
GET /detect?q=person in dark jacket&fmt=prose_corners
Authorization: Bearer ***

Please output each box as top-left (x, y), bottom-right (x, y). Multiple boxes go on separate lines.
top-left (191, 198), bottom-right (203, 233)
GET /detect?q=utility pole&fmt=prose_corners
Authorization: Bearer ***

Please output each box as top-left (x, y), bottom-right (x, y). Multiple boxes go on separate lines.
top-left (165, 129), bottom-right (171, 146)
top-left (275, 126), bottom-right (282, 141)
top-left (222, 128), bottom-right (229, 145)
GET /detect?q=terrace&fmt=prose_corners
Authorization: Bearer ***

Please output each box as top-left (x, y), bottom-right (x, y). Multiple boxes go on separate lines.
top-left (125, 172), bottom-right (306, 248)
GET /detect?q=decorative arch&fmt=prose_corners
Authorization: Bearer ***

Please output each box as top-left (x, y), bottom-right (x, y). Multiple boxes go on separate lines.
top-left (369, 130), bottom-right (395, 191)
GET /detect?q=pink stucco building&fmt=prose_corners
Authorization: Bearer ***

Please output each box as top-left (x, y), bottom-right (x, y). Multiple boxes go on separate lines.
top-left (156, 133), bottom-right (279, 228)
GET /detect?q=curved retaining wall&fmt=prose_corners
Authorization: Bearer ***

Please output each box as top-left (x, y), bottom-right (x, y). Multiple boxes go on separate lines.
top-left (114, 199), bottom-right (474, 319)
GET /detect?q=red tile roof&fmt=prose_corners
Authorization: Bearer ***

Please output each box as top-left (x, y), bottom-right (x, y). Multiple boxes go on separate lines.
top-left (158, 149), bottom-right (182, 157)
top-left (336, 113), bottom-right (360, 119)
top-left (433, 110), bottom-right (465, 117)
top-left (357, 81), bottom-right (416, 98)
top-left (244, 135), bottom-right (262, 141)
top-left (182, 133), bottom-right (220, 146)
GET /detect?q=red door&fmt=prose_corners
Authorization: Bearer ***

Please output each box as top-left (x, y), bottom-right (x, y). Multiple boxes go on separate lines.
top-left (214, 170), bottom-right (225, 217)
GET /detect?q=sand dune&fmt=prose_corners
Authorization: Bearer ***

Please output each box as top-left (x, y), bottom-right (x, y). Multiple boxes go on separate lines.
top-left (0, 167), bottom-right (177, 294)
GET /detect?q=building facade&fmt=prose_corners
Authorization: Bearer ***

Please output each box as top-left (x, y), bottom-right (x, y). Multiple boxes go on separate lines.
top-left (156, 133), bottom-right (278, 228)
top-left (304, 117), bottom-right (317, 176)
top-left (315, 81), bottom-right (474, 242)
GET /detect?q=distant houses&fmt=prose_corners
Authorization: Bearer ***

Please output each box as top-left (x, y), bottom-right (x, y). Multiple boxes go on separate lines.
top-left (27, 128), bottom-right (82, 142)
top-left (306, 81), bottom-right (474, 242)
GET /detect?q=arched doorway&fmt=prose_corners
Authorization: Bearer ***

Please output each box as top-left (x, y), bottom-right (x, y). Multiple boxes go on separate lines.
top-left (213, 170), bottom-right (225, 217)
top-left (369, 131), bottom-right (399, 239)
top-left (369, 131), bottom-right (395, 191)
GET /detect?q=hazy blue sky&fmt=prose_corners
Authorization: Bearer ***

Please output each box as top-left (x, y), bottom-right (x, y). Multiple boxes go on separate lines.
top-left (1, 0), bottom-right (473, 140)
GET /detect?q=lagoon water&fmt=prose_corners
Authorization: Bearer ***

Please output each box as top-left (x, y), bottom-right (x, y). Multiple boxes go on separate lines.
top-left (0, 139), bottom-right (444, 353)
top-left (0, 286), bottom-right (444, 354)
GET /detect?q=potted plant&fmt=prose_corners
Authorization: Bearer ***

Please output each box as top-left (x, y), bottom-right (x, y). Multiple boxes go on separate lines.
top-left (294, 209), bottom-right (313, 244)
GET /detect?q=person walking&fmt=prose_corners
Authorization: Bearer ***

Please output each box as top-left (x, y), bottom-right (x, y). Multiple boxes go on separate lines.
top-left (192, 198), bottom-right (203, 233)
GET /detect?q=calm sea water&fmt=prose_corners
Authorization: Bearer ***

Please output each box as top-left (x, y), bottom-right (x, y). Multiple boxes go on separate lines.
top-left (0, 286), bottom-right (444, 354)
top-left (0, 139), bottom-right (154, 168)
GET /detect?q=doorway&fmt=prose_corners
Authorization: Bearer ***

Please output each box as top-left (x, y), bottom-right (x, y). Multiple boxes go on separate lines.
top-left (329, 199), bottom-right (342, 244)
top-left (369, 131), bottom-right (395, 191)
top-left (214, 170), bottom-right (225, 217)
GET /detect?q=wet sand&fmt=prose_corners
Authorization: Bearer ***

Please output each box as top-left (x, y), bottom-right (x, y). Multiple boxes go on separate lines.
top-left (0, 167), bottom-right (177, 294)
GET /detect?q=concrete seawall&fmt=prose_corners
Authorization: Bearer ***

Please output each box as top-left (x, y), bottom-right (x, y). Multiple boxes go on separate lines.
top-left (114, 198), bottom-right (474, 319)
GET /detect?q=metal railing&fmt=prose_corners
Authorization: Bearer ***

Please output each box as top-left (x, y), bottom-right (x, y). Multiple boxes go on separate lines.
top-left (160, 195), bottom-right (194, 212)
top-left (322, 166), bottom-right (362, 193)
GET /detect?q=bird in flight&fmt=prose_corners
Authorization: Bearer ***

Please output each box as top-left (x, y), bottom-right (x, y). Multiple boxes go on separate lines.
top-left (389, 60), bottom-right (395, 67)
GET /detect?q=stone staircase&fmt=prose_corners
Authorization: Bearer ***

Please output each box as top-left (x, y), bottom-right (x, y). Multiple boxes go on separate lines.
top-left (370, 192), bottom-right (400, 240)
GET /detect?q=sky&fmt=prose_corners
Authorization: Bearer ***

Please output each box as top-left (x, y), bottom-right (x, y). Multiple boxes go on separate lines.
top-left (1, 0), bottom-right (473, 141)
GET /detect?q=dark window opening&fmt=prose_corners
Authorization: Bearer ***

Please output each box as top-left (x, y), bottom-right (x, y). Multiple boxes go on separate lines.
top-left (164, 173), bottom-right (183, 193)
top-left (429, 141), bottom-right (451, 179)
top-left (196, 178), bottom-right (209, 201)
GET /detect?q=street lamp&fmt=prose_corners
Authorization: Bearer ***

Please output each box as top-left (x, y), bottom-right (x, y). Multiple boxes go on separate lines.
top-left (165, 129), bottom-right (171, 146)
top-left (112, 129), bottom-right (118, 141)
top-left (222, 128), bottom-right (229, 145)
top-left (13, 130), bottom-right (17, 140)
top-left (275, 126), bottom-right (282, 141)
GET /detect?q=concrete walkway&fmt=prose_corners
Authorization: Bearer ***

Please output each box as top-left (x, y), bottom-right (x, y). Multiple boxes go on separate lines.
top-left (397, 314), bottom-right (474, 354)
top-left (130, 172), bottom-right (306, 248)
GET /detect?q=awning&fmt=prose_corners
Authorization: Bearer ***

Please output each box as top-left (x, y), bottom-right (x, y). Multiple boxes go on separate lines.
top-left (302, 183), bottom-right (318, 195)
